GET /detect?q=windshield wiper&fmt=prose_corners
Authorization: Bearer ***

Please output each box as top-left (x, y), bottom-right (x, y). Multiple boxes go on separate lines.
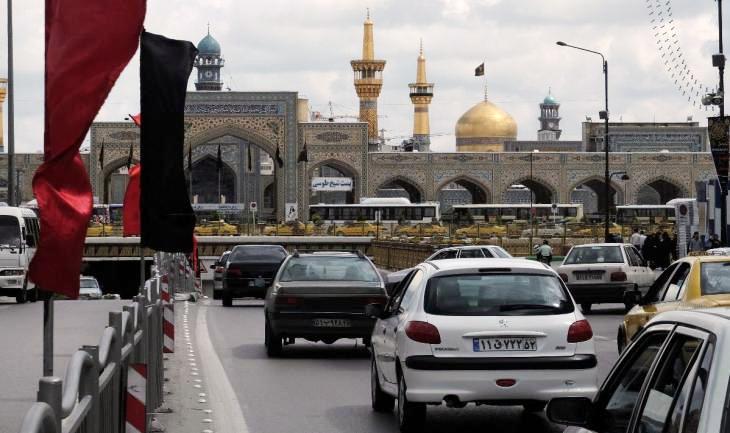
top-left (500, 304), bottom-right (562, 312)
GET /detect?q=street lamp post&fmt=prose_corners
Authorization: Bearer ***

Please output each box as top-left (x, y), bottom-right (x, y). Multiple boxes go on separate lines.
top-left (557, 41), bottom-right (611, 242)
top-left (7, 0), bottom-right (15, 206)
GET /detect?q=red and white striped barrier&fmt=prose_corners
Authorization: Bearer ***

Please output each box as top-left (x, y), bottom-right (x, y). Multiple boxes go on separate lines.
top-left (160, 276), bottom-right (174, 353)
top-left (126, 363), bottom-right (147, 433)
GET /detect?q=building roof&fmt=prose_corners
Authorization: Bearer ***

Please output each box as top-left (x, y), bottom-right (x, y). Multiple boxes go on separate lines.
top-left (455, 100), bottom-right (518, 142)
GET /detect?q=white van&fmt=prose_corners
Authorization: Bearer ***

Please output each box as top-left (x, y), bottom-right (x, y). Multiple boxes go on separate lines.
top-left (0, 207), bottom-right (39, 303)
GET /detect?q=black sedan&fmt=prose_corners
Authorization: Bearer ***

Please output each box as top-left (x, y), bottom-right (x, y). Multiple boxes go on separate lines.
top-left (222, 245), bottom-right (288, 306)
top-left (264, 251), bottom-right (387, 356)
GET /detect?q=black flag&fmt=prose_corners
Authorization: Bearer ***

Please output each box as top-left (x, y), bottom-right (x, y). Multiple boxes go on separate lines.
top-left (140, 31), bottom-right (197, 252)
top-left (275, 145), bottom-right (284, 168)
top-left (216, 144), bottom-right (223, 171)
top-left (247, 144), bottom-right (253, 171)
top-left (98, 140), bottom-right (105, 166)
top-left (297, 139), bottom-right (308, 163)
top-left (475, 62), bottom-right (485, 76)
top-left (126, 143), bottom-right (134, 169)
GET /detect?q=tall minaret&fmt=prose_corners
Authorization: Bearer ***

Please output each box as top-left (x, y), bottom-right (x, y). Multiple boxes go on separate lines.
top-left (409, 40), bottom-right (434, 152)
top-left (538, 89), bottom-right (561, 141)
top-left (351, 10), bottom-right (386, 150)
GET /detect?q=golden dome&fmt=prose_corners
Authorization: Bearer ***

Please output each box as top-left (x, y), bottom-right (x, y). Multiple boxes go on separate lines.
top-left (455, 100), bottom-right (518, 152)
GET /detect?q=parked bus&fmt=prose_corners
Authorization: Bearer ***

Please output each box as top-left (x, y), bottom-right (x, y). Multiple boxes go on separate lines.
top-left (451, 203), bottom-right (584, 224)
top-left (309, 198), bottom-right (441, 224)
top-left (0, 206), bottom-right (40, 303)
top-left (615, 204), bottom-right (676, 225)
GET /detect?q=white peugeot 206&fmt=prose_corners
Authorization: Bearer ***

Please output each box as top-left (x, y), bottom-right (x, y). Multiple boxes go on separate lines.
top-left (366, 258), bottom-right (599, 432)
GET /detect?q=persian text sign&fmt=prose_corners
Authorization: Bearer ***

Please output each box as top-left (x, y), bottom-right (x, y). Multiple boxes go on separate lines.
top-left (708, 116), bottom-right (730, 192)
top-left (311, 177), bottom-right (354, 192)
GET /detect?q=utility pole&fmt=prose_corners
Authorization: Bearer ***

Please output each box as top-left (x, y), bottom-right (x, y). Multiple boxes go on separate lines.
top-left (7, 0), bottom-right (15, 206)
top-left (718, 0), bottom-right (728, 245)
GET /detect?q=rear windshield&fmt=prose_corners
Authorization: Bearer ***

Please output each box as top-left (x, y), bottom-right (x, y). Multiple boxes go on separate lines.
top-left (424, 273), bottom-right (572, 316)
top-left (80, 279), bottom-right (99, 289)
top-left (564, 246), bottom-right (623, 265)
top-left (700, 262), bottom-right (730, 295)
top-left (231, 246), bottom-right (287, 262)
top-left (280, 256), bottom-right (380, 282)
top-left (0, 215), bottom-right (21, 248)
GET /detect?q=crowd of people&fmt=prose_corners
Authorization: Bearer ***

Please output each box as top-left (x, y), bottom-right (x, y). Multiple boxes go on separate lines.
top-left (629, 228), bottom-right (721, 269)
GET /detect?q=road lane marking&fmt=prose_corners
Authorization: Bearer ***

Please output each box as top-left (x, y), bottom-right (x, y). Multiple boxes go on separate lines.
top-left (197, 300), bottom-right (250, 433)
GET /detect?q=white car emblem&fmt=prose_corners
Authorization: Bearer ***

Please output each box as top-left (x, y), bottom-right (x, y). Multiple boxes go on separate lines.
top-left (499, 319), bottom-right (509, 328)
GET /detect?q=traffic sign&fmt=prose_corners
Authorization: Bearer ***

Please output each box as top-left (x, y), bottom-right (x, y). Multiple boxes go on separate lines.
top-left (250, 201), bottom-right (257, 211)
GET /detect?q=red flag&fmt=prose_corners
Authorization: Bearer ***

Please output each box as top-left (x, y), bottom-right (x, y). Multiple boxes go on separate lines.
top-left (130, 112), bottom-right (142, 127)
top-left (123, 164), bottom-right (141, 236)
top-left (30, 0), bottom-right (146, 298)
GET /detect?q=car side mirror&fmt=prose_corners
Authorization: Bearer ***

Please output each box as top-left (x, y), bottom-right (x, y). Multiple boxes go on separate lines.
top-left (210, 264), bottom-right (217, 270)
top-left (365, 303), bottom-right (386, 319)
top-left (623, 290), bottom-right (642, 308)
top-left (546, 397), bottom-right (593, 426)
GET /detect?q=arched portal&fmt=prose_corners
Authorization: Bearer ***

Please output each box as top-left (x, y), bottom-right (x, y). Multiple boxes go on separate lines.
top-left (190, 156), bottom-right (236, 204)
top-left (437, 177), bottom-right (490, 212)
top-left (376, 177), bottom-right (423, 203)
top-left (570, 177), bottom-right (624, 215)
top-left (102, 157), bottom-right (139, 204)
top-left (504, 178), bottom-right (555, 204)
top-left (309, 160), bottom-right (358, 205)
top-left (636, 179), bottom-right (684, 204)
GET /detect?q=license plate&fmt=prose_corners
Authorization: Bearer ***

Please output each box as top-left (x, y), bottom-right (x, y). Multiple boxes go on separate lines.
top-left (254, 278), bottom-right (265, 287)
top-left (7, 279), bottom-right (18, 285)
top-left (473, 337), bottom-right (537, 352)
top-left (575, 272), bottom-right (603, 280)
top-left (312, 318), bottom-right (351, 328)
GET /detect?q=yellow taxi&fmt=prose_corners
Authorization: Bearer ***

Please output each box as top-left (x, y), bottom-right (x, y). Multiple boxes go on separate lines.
top-left (333, 222), bottom-right (388, 237)
top-left (194, 220), bottom-right (239, 236)
top-left (262, 221), bottom-right (315, 236)
top-left (618, 255), bottom-right (730, 352)
top-left (454, 224), bottom-right (507, 238)
top-left (394, 223), bottom-right (448, 237)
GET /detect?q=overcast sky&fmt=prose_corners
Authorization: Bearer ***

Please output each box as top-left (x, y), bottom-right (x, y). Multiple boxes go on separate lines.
top-left (0, 0), bottom-right (726, 153)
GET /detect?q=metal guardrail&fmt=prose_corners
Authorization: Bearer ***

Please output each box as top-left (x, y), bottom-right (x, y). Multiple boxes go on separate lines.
top-left (17, 252), bottom-right (193, 433)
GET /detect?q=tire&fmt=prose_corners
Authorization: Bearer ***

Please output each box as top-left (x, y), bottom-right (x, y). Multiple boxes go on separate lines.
top-left (265, 316), bottom-right (282, 357)
top-left (371, 357), bottom-right (394, 412)
top-left (522, 401), bottom-right (546, 412)
top-left (28, 289), bottom-right (38, 303)
top-left (222, 293), bottom-right (233, 307)
top-left (397, 372), bottom-right (426, 432)
top-left (15, 289), bottom-right (27, 304)
top-left (581, 303), bottom-right (592, 314)
top-left (213, 289), bottom-right (222, 300)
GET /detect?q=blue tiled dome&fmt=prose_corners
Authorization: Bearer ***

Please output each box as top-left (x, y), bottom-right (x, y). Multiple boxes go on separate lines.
top-left (197, 33), bottom-right (221, 55)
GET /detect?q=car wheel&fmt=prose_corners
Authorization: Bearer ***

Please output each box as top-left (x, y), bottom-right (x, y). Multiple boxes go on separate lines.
top-left (265, 316), bottom-right (282, 357)
top-left (617, 325), bottom-right (627, 354)
top-left (581, 303), bottom-right (592, 314)
top-left (371, 356), bottom-right (394, 412)
top-left (222, 293), bottom-right (233, 307)
top-left (397, 371), bottom-right (425, 432)
top-left (522, 401), bottom-right (546, 412)
top-left (15, 289), bottom-right (27, 304)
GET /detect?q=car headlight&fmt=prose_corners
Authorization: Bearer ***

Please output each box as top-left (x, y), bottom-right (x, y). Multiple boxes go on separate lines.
top-left (0, 269), bottom-right (24, 276)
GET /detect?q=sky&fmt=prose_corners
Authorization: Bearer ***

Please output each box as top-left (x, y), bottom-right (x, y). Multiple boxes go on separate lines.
top-left (0, 0), bottom-right (726, 153)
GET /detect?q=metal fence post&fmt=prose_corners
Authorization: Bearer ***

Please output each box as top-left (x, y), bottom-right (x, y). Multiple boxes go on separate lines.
top-left (109, 312), bottom-right (124, 433)
top-left (81, 345), bottom-right (101, 431)
top-left (37, 377), bottom-right (62, 433)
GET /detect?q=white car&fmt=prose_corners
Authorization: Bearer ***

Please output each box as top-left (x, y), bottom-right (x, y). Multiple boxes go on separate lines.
top-left (547, 307), bottom-right (730, 433)
top-left (79, 276), bottom-right (102, 300)
top-left (557, 243), bottom-right (655, 313)
top-left (427, 245), bottom-right (513, 260)
top-left (367, 258), bottom-right (598, 432)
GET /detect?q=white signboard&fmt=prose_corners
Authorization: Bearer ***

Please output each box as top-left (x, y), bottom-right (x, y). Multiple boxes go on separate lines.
top-left (249, 201), bottom-right (257, 211)
top-left (285, 203), bottom-right (298, 222)
top-left (311, 177), bottom-right (353, 192)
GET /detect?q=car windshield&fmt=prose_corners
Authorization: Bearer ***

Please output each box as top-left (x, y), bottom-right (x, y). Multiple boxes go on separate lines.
top-left (700, 262), bottom-right (730, 295)
top-left (279, 256), bottom-right (380, 282)
top-left (564, 246), bottom-right (623, 264)
top-left (0, 216), bottom-right (21, 248)
top-left (231, 246), bottom-right (287, 262)
top-left (424, 273), bottom-right (572, 316)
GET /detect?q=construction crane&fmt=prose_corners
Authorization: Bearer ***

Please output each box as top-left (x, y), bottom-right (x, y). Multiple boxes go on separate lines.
top-left (380, 130), bottom-right (452, 152)
top-left (310, 101), bottom-right (388, 122)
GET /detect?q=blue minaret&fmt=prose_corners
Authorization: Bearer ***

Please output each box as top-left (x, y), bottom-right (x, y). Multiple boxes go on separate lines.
top-left (194, 26), bottom-right (225, 91)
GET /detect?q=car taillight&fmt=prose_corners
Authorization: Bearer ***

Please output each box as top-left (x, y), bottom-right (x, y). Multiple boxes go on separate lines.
top-left (558, 273), bottom-right (569, 282)
top-left (610, 271), bottom-right (627, 282)
top-left (226, 268), bottom-right (241, 276)
top-left (496, 379), bottom-right (516, 387)
top-left (567, 320), bottom-right (593, 343)
top-left (405, 321), bottom-right (441, 344)
top-left (275, 296), bottom-right (300, 305)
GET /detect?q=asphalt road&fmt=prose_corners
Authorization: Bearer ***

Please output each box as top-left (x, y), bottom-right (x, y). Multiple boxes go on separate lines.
top-left (204, 298), bottom-right (625, 433)
top-left (0, 297), bottom-right (128, 433)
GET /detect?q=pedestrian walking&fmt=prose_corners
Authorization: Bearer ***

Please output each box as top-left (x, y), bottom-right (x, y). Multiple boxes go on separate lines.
top-left (688, 232), bottom-right (704, 253)
top-left (639, 230), bottom-right (647, 248)
top-left (711, 234), bottom-right (722, 249)
top-left (629, 228), bottom-right (642, 249)
top-left (656, 232), bottom-right (672, 269)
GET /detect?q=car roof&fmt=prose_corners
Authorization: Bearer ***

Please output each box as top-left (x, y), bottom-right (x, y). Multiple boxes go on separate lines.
top-left (436, 245), bottom-right (497, 251)
top-left (298, 251), bottom-right (362, 257)
top-left (677, 255), bottom-right (730, 264)
top-left (424, 258), bottom-right (552, 273)
top-left (571, 243), bottom-right (632, 248)
top-left (647, 307), bottom-right (730, 335)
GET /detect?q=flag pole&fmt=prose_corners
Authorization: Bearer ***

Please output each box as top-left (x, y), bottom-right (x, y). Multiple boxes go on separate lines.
top-left (43, 294), bottom-right (53, 376)
top-left (7, 0), bottom-right (15, 206)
